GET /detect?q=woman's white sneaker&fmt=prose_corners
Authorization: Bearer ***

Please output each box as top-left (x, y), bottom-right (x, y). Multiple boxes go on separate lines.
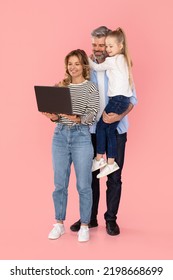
top-left (78, 226), bottom-right (90, 242)
top-left (97, 162), bottom-right (119, 178)
top-left (48, 223), bottom-right (65, 240)
top-left (92, 158), bottom-right (107, 172)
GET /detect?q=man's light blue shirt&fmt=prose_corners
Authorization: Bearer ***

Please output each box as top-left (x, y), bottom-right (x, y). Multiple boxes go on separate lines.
top-left (90, 69), bottom-right (137, 134)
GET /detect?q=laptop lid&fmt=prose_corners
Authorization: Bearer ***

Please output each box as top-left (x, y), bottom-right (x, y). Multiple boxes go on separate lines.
top-left (34, 86), bottom-right (73, 114)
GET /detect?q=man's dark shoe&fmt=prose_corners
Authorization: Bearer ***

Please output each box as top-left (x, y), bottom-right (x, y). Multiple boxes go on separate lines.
top-left (70, 220), bottom-right (81, 232)
top-left (106, 221), bottom-right (120, 236)
top-left (89, 219), bottom-right (98, 228)
top-left (70, 219), bottom-right (98, 232)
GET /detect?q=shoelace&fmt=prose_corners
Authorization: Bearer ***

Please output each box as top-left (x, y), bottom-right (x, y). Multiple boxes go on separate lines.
top-left (78, 228), bottom-right (88, 235)
top-left (52, 224), bottom-right (62, 232)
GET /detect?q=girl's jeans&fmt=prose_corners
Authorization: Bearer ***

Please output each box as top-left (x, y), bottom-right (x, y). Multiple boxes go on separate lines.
top-left (96, 95), bottom-right (130, 158)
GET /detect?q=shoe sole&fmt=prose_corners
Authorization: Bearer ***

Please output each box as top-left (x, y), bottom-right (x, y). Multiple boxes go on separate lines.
top-left (89, 224), bottom-right (98, 228)
top-left (78, 237), bottom-right (90, 242)
top-left (48, 231), bottom-right (65, 240)
top-left (106, 229), bottom-right (120, 236)
top-left (97, 166), bottom-right (119, 178)
top-left (92, 162), bottom-right (107, 172)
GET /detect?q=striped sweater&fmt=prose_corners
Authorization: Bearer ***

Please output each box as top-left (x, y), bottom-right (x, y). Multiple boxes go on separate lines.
top-left (58, 80), bottom-right (99, 126)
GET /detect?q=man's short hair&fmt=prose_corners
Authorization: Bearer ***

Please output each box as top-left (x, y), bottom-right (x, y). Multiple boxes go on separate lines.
top-left (91, 26), bottom-right (111, 38)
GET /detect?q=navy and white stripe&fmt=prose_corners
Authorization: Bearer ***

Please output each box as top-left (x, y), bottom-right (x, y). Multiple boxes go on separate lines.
top-left (59, 80), bottom-right (99, 126)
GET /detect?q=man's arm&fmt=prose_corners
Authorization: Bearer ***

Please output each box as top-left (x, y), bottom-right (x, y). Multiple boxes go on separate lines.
top-left (102, 103), bottom-right (134, 124)
top-left (102, 84), bottom-right (137, 124)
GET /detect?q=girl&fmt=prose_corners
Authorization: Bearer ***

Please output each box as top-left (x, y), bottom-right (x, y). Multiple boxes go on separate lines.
top-left (89, 28), bottom-right (133, 178)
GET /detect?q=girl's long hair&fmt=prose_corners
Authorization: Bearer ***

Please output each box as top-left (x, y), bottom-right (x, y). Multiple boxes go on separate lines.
top-left (107, 28), bottom-right (133, 87)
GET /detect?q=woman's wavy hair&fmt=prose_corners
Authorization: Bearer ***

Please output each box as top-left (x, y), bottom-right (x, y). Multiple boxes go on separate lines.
top-left (59, 49), bottom-right (90, 86)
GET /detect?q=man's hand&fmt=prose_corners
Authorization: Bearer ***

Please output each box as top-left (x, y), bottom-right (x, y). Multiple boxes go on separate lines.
top-left (89, 54), bottom-right (95, 61)
top-left (102, 103), bottom-right (134, 124)
top-left (102, 111), bottom-right (122, 124)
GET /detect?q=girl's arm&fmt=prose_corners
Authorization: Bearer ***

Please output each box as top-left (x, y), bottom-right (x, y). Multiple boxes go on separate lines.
top-left (88, 57), bottom-right (114, 72)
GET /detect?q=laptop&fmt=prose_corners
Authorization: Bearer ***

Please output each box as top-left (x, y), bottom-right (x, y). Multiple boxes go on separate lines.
top-left (34, 85), bottom-right (73, 114)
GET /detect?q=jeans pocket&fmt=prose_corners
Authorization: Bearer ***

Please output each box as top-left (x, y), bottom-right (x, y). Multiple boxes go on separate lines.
top-left (54, 123), bottom-right (63, 134)
top-left (78, 126), bottom-right (90, 136)
top-left (77, 127), bottom-right (92, 146)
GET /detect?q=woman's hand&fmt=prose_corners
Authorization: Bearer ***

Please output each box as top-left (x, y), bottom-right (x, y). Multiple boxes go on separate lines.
top-left (59, 114), bottom-right (81, 123)
top-left (42, 112), bottom-right (59, 121)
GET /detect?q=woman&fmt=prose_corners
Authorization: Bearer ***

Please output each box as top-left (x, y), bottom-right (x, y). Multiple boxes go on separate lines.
top-left (43, 49), bottom-right (99, 242)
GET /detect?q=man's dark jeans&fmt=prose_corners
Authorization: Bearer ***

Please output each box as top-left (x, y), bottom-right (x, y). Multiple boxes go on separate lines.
top-left (91, 131), bottom-right (127, 222)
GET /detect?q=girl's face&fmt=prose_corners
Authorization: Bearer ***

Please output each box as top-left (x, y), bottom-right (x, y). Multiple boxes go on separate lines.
top-left (67, 55), bottom-right (84, 79)
top-left (105, 36), bottom-right (123, 57)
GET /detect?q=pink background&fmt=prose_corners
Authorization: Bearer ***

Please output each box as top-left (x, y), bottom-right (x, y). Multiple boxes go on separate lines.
top-left (0, 0), bottom-right (173, 259)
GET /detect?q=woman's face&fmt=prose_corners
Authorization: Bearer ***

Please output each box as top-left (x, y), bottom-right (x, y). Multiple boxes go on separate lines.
top-left (67, 55), bottom-right (84, 79)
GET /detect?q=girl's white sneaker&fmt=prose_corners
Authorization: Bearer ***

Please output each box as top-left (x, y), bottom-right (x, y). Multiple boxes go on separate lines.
top-left (92, 158), bottom-right (107, 172)
top-left (97, 162), bottom-right (119, 178)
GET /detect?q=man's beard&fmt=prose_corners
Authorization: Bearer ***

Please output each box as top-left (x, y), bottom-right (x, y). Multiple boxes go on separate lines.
top-left (94, 51), bottom-right (107, 62)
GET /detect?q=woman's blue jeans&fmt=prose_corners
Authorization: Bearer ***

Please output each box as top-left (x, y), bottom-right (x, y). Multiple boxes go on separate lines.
top-left (52, 123), bottom-right (93, 224)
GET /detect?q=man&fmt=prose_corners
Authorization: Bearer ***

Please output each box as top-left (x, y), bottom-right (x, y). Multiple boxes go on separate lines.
top-left (70, 26), bottom-right (137, 235)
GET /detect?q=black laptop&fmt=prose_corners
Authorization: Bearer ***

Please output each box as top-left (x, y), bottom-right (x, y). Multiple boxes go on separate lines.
top-left (34, 86), bottom-right (73, 114)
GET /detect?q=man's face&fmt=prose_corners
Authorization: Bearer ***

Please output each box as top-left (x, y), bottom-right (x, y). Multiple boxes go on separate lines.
top-left (91, 36), bottom-right (107, 63)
